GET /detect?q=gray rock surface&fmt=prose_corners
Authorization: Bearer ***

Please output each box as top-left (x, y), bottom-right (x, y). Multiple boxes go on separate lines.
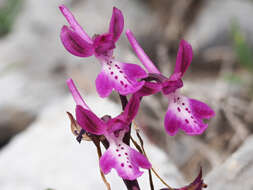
top-left (0, 95), bottom-right (184, 190)
top-left (186, 0), bottom-right (253, 51)
top-left (206, 135), bottom-right (253, 190)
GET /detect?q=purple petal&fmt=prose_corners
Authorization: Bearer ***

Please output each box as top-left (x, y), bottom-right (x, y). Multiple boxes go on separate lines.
top-left (59, 5), bottom-right (93, 43)
top-left (96, 60), bottom-right (146, 97)
top-left (135, 81), bottom-right (162, 97)
top-left (121, 62), bottom-right (147, 81)
top-left (93, 33), bottom-right (115, 57)
top-left (109, 7), bottom-right (124, 42)
top-left (162, 79), bottom-right (183, 95)
top-left (95, 70), bottom-right (113, 98)
top-left (164, 93), bottom-right (213, 136)
top-left (60, 26), bottom-right (94, 57)
top-left (76, 105), bottom-right (106, 135)
top-left (126, 29), bottom-right (160, 74)
top-left (130, 149), bottom-right (151, 169)
top-left (173, 39), bottom-right (193, 77)
top-left (66, 78), bottom-right (90, 110)
top-left (120, 94), bottom-right (141, 124)
top-left (189, 99), bottom-right (215, 119)
top-left (100, 133), bottom-right (151, 180)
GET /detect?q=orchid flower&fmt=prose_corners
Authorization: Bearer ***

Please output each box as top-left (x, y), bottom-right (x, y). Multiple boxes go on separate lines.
top-left (126, 30), bottom-right (215, 136)
top-left (67, 78), bottom-right (151, 180)
top-left (60, 5), bottom-right (147, 98)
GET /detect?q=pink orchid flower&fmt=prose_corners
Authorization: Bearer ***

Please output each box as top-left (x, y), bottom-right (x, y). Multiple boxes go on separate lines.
top-left (60, 5), bottom-right (147, 98)
top-left (67, 78), bottom-right (151, 180)
top-left (126, 30), bottom-right (215, 136)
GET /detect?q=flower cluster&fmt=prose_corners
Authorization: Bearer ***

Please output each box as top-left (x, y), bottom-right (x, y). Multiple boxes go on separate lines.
top-left (60, 4), bottom-right (214, 190)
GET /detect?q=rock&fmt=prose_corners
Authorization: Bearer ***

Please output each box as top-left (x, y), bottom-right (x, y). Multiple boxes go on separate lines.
top-left (186, 0), bottom-right (253, 51)
top-left (0, 95), bottom-right (184, 190)
top-left (206, 135), bottom-right (253, 190)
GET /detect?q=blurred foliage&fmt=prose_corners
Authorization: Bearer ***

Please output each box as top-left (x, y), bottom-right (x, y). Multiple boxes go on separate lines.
top-left (0, 0), bottom-right (22, 37)
top-left (231, 21), bottom-right (253, 71)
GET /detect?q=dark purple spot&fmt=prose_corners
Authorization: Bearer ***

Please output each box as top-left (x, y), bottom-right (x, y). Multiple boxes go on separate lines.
top-left (128, 165), bottom-right (132, 168)
top-left (115, 76), bottom-right (118, 80)
top-left (191, 116), bottom-right (194, 119)
top-left (121, 163), bottom-right (124, 167)
top-left (118, 144), bottom-right (121, 146)
top-left (177, 107), bottom-right (181, 112)
top-left (121, 147), bottom-right (124, 150)
top-left (120, 81), bottom-right (124, 85)
top-left (115, 64), bottom-right (118, 67)
top-left (186, 108), bottom-right (189, 111)
top-left (194, 120), bottom-right (197, 123)
top-left (124, 84), bottom-right (128, 88)
top-left (124, 76), bottom-right (127, 79)
top-left (119, 70), bottom-right (123, 73)
top-left (127, 157), bottom-right (129, 160)
top-left (118, 154), bottom-right (121, 157)
top-left (110, 61), bottom-right (112, 63)
top-left (109, 67), bottom-right (111, 70)
top-left (177, 97), bottom-right (180, 100)
top-left (110, 72), bottom-right (114, 75)
top-left (185, 119), bottom-right (189, 124)
top-left (125, 153), bottom-right (128, 155)
top-left (127, 161), bottom-right (129, 163)
top-left (182, 103), bottom-right (185, 106)
top-left (116, 149), bottom-right (119, 152)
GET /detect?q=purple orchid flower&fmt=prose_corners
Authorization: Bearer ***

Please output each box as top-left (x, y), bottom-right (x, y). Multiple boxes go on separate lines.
top-left (67, 78), bottom-right (151, 180)
top-left (126, 30), bottom-right (215, 136)
top-left (60, 5), bottom-right (147, 98)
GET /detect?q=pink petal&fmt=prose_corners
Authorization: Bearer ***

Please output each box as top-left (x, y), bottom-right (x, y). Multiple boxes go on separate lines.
top-left (121, 62), bottom-right (147, 81)
top-left (60, 26), bottom-right (94, 57)
top-left (126, 29), bottom-right (161, 74)
top-left (120, 94), bottom-right (141, 124)
top-left (162, 78), bottom-right (183, 95)
top-left (164, 93), bottom-right (212, 136)
top-left (66, 78), bottom-right (90, 110)
top-left (100, 132), bottom-right (151, 180)
top-left (173, 39), bottom-right (193, 77)
top-left (95, 70), bottom-right (113, 98)
top-left (93, 33), bottom-right (115, 57)
top-left (96, 60), bottom-right (146, 97)
top-left (189, 99), bottom-right (215, 119)
top-left (135, 81), bottom-right (162, 97)
top-left (109, 7), bottom-right (124, 42)
top-left (59, 5), bottom-right (93, 43)
top-left (76, 105), bottom-right (106, 135)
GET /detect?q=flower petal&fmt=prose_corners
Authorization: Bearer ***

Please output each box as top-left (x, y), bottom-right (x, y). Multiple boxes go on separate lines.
top-left (100, 132), bottom-right (151, 180)
top-left (126, 29), bottom-right (161, 74)
top-left (164, 93), bottom-right (213, 136)
top-left (60, 26), bottom-right (94, 57)
top-left (173, 39), bottom-right (193, 78)
top-left (59, 5), bottom-right (93, 43)
top-left (95, 70), bottom-right (113, 98)
top-left (189, 99), bottom-right (215, 119)
top-left (96, 60), bottom-right (146, 97)
top-left (109, 7), bottom-right (124, 42)
top-left (135, 81), bottom-right (162, 97)
top-left (66, 78), bottom-right (90, 110)
top-left (76, 105), bottom-right (106, 135)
